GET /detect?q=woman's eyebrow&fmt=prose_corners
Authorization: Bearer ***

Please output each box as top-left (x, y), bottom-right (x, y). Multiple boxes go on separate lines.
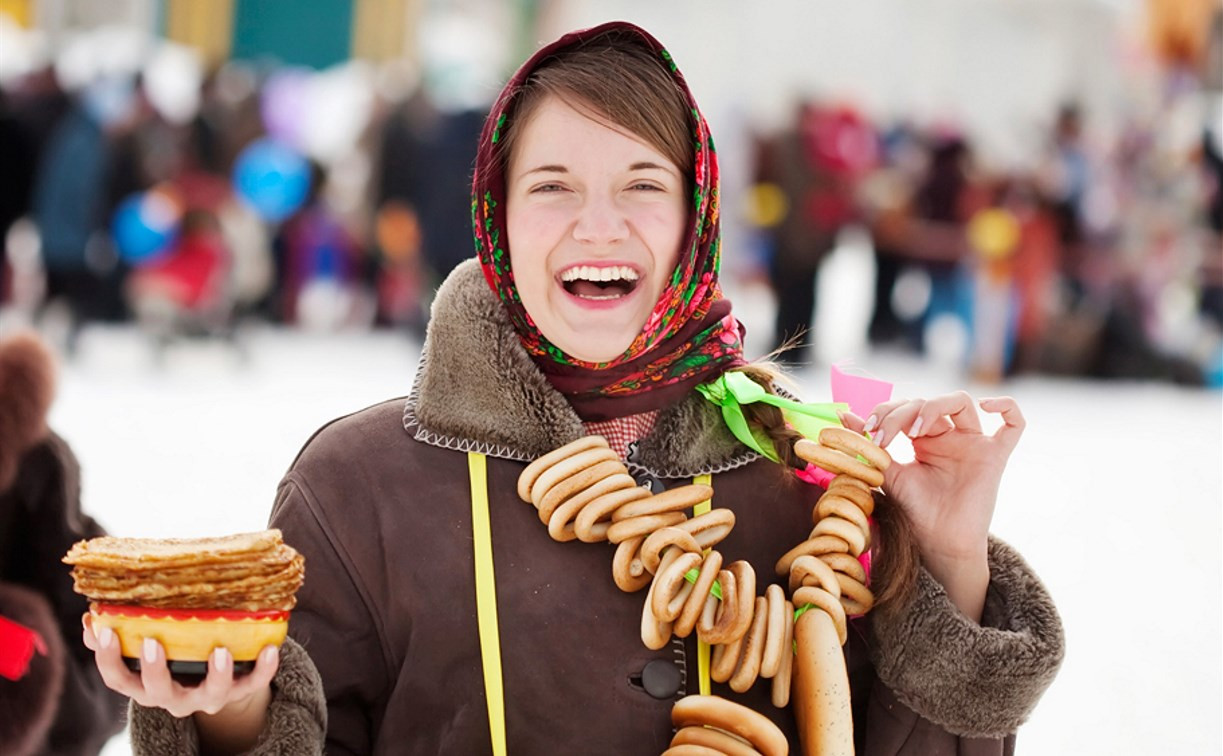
top-left (523, 164), bottom-right (568, 175)
top-left (629, 161), bottom-right (675, 174)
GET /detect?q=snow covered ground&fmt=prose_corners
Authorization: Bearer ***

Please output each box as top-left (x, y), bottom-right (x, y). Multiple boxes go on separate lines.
top-left (59, 323), bottom-right (1217, 755)
top-left (34, 255), bottom-right (1217, 754)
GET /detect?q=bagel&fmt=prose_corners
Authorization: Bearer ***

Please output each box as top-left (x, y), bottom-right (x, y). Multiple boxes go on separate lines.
top-left (820, 552), bottom-right (867, 585)
top-left (836, 572), bottom-right (875, 616)
top-left (611, 484), bottom-right (712, 521)
top-left (697, 570), bottom-right (740, 646)
top-left (612, 536), bottom-right (652, 593)
top-left (606, 512), bottom-right (688, 545)
top-left (676, 509), bottom-right (736, 550)
top-left (792, 587), bottom-right (848, 646)
top-left (810, 517), bottom-right (868, 557)
top-left (814, 494), bottom-right (871, 534)
top-left (673, 550), bottom-right (723, 638)
top-left (571, 485), bottom-right (652, 543)
top-left (670, 725), bottom-right (760, 756)
top-left (652, 551), bottom-right (703, 623)
top-left (788, 555), bottom-right (841, 599)
top-left (640, 527), bottom-right (702, 575)
top-left (529, 446), bottom-right (619, 506)
top-left (538, 469), bottom-right (632, 526)
top-left (759, 584), bottom-right (787, 679)
top-left (818, 426), bottom-right (891, 472)
top-left (770, 599), bottom-right (795, 709)
top-left (516, 436), bottom-right (607, 502)
top-left (793, 439), bottom-right (884, 488)
top-left (774, 535), bottom-right (850, 577)
top-left (728, 596), bottom-right (770, 693)
top-left (671, 695), bottom-right (788, 756)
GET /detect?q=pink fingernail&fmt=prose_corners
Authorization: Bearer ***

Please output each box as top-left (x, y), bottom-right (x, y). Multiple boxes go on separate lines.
top-left (213, 648), bottom-right (230, 673)
top-left (99, 627), bottom-right (115, 650)
top-left (909, 417), bottom-right (924, 437)
top-left (142, 637), bottom-right (158, 663)
top-left (864, 415), bottom-right (877, 432)
top-left (261, 645), bottom-right (279, 665)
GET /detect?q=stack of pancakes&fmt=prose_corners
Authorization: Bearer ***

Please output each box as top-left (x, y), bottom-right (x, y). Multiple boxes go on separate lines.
top-left (63, 529), bottom-right (304, 612)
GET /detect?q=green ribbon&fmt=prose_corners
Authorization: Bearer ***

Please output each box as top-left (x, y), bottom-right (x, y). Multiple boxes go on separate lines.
top-left (682, 568), bottom-right (723, 600)
top-left (695, 371), bottom-right (848, 462)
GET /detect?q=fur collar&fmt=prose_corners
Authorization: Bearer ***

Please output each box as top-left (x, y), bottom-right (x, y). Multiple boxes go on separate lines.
top-left (404, 259), bottom-right (757, 477)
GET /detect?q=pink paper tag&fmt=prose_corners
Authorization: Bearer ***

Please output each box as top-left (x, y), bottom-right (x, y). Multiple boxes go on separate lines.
top-left (830, 363), bottom-right (893, 420)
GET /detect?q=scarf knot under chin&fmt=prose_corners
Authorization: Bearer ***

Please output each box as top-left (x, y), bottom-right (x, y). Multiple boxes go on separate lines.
top-left (471, 21), bottom-right (745, 421)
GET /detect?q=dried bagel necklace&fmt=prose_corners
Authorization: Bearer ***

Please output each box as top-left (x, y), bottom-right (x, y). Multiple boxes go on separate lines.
top-left (468, 372), bottom-right (892, 755)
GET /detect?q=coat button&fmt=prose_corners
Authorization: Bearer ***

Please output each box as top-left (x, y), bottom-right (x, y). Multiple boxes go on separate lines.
top-left (635, 474), bottom-right (665, 495)
top-left (641, 658), bottom-right (683, 699)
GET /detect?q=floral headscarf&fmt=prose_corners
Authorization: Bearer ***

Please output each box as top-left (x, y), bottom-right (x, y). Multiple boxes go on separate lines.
top-left (472, 21), bottom-right (745, 421)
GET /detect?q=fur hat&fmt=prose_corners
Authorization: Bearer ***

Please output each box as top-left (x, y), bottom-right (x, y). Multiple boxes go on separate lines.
top-left (0, 331), bottom-right (56, 492)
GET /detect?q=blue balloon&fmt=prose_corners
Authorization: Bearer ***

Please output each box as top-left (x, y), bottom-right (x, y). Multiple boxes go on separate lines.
top-left (111, 192), bottom-right (179, 264)
top-left (233, 138), bottom-right (312, 222)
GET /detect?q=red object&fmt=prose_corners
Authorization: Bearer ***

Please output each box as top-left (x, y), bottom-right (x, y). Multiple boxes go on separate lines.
top-left (0, 614), bottom-right (48, 681)
top-left (91, 604), bottom-right (289, 622)
top-left (130, 229), bottom-right (229, 309)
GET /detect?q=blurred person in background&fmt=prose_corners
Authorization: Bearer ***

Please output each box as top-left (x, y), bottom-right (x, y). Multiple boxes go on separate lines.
top-left (375, 78), bottom-right (485, 303)
top-left (31, 75), bottom-right (139, 348)
top-left (0, 65), bottom-right (73, 300)
top-left (1042, 104), bottom-right (1092, 303)
top-left (860, 121), bottom-right (924, 351)
top-left (272, 161), bottom-right (372, 330)
top-left (0, 331), bottom-right (126, 755)
top-left (0, 90), bottom-right (40, 301)
top-left (125, 207), bottom-right (234, 350)
top-left (760, 101), bottom-right (874, 365)
top-left (83, 23), bottom-right (1062, 755)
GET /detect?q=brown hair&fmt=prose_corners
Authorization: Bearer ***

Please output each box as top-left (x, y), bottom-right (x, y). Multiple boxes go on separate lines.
top-left (496, 29), bottom-right (693, 186)
top-left (732, 363), bottom-right (920, 616)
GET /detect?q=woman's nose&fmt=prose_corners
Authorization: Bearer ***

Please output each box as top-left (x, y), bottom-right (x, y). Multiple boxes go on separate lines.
top-left (572, 195), bottom-right (629, 245)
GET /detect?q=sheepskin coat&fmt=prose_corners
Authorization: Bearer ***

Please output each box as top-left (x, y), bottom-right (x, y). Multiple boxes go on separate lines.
top-left (129, 260), bottom-right (1063, 755)
top-left (0, 333), bottom-right (127, 755)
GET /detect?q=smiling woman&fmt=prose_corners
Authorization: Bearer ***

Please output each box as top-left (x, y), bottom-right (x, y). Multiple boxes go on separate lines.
top-left (103, 21), bottom-right (1063, 756)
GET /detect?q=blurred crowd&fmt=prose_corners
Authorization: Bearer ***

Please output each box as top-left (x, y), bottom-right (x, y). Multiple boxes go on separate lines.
top-left (0, 41), bottom-right (484, 353)
top-left (746, 92), bottom-right (1222, 386)
top-left (0, 20), bottom-right (1219, 387)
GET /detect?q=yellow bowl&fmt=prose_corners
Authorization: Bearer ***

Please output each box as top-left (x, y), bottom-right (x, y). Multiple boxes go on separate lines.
top-left (90, 603), bottom-right (289, 663)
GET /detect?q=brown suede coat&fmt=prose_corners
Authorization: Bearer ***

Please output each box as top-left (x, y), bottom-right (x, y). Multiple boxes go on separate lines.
top-left (130, 260), bottom-right (1063, 754)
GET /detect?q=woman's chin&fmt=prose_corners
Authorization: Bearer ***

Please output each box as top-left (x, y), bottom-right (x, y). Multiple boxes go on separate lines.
top-left (550, 329), bottom-right (635, 364)
top-left (561, 342), bottom-right (631, 363)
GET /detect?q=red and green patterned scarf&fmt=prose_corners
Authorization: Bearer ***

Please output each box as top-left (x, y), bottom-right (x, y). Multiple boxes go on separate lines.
top-left (472, 21), bottom-right (745, 421)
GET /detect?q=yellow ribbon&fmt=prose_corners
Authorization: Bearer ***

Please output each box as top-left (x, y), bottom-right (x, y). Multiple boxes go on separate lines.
top-left (693, 473), bottom-right (712, 697)
top-left (468, 452), bottom-right (506, 756)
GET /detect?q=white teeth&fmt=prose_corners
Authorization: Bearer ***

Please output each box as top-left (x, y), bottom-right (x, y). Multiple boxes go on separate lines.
top-left (560, 265), bottom-right (639, 283)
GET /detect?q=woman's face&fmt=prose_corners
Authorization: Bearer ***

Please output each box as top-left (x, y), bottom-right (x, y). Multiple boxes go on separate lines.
top-left (506, 95), bottom-right (687, 363)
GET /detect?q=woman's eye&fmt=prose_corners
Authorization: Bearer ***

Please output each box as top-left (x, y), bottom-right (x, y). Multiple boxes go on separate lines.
top-left (629, 182), bottom-right (664, 192)
top-left (531, 183), bottom-right (567, 193)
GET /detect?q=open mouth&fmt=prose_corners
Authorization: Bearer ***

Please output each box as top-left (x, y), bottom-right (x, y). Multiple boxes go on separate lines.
top-left (559, 265), bottom-right (641, 301)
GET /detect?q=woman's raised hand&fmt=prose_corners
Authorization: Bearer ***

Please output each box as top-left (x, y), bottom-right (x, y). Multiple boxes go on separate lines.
top-left (82, 612), bottom-right (278, 719)
top-left (841, 392), bottom-right (1026, 619)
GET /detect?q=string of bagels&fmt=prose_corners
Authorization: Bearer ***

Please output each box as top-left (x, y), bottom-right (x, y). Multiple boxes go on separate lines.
top-left (516, 424), bottom-right (892, 756)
